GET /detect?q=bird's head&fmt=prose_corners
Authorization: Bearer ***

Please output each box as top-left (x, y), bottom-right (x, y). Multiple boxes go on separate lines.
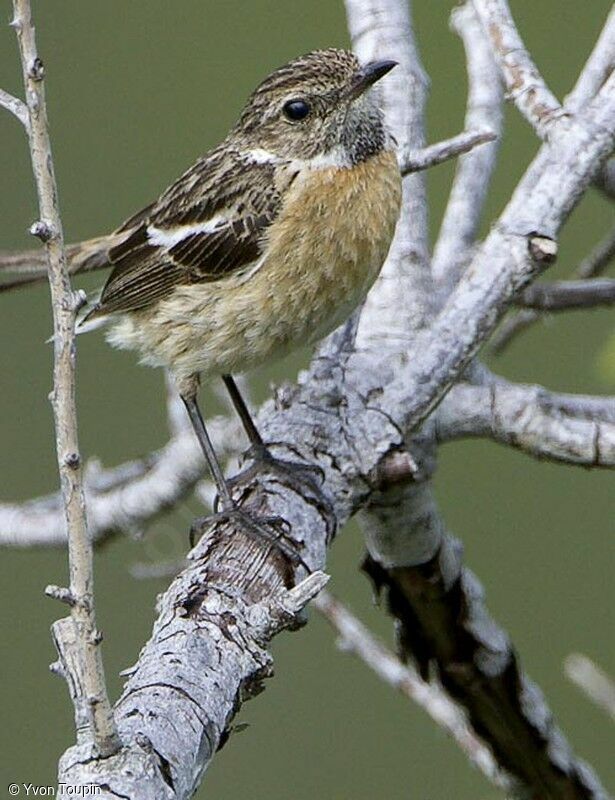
top-left (231, 48), bottom-right (397, 166)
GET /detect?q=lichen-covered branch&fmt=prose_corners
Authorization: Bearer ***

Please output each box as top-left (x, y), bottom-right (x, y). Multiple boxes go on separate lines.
top-left (9, 0), bottom-right (118, 758)
top-left (60, 511), bottom-right (329, 798)
top-left (383, 73), bottom-right (615, 433)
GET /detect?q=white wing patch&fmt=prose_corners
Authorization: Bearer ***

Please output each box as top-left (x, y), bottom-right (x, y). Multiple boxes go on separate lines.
top-left (147, 217), bottom-right (230, 249)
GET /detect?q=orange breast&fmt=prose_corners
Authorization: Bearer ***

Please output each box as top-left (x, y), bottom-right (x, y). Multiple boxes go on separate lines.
top-left (257, 149), bottom-right (402, 343)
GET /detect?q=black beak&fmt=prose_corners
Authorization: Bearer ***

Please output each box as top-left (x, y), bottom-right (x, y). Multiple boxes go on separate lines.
top-left (348, 59), bottom-right (398, 100)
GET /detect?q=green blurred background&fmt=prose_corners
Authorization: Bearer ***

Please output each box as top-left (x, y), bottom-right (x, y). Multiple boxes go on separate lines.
top-left (0, 1), bottom-right (613, 797)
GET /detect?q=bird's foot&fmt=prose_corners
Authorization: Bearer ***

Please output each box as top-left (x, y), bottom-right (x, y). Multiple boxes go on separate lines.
top-left (227, 443), bottom-right (325, 497)
top-left (189, 503), bottom-right (311, 573)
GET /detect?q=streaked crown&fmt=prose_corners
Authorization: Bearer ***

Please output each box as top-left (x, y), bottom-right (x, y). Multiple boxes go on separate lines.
top-left (230, 48), bottom-right (396, 165)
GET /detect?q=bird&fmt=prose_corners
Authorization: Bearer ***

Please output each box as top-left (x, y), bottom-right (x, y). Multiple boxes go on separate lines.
top-left (1, 48), bottom-right (402, 552)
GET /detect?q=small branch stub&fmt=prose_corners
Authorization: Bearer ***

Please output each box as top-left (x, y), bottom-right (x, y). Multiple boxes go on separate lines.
top-left (46, 584), bottom-right (77, 607)
top-left (29, 220), bottom-right (54, 242)
top-left (528, 234), bottom-right (558, 264)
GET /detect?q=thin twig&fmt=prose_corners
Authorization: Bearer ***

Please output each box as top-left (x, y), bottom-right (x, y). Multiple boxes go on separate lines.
top-left (0, 86), bottom-right (29, 130)
top-left (564, 654), bottom-right (615, 722)
top-left (313, 590), bottom-right (515, 793)
top-left (432, 1), bottom-right (503, 295)
top-left (0, 411), bottom-right (242, 548)
top-left (10, 0), bottom-right (119, 756)
top-left (517, 278), bottom-right (615, 311)
top-left (398, 128), bottom-right (496, 175)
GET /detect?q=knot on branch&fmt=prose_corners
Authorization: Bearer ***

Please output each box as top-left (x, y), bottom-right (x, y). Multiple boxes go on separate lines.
top-left (27, 57), bottom-right (44, 81)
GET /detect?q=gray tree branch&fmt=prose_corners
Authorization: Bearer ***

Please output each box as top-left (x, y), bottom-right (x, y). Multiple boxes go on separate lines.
top-left (432, 1), bottom-right (503, 297)
top-left (435, 380), bottom-right (615, 467)
top-left (471, 0), bottom-right (564, 135)
top-left (564, 4), bottom-right (615, 114)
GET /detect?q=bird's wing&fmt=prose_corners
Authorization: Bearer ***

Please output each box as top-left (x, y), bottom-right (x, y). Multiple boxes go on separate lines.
top-left (90, 147), bottom-right (286, 317)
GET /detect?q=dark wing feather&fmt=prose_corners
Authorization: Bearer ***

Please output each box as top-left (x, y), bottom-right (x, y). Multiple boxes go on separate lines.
top-left (89, 147), bottom-right (285, 318)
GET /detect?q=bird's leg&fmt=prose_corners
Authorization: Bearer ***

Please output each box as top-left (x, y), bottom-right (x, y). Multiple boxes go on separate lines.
top-left (221, 374), bottom-right (325, 491)
top-left (180, 387), bottom-right (234, 512)
top-left (221, 373), bottom-right (264, 449)
top-left (178, 374), bottom-right (308, 570)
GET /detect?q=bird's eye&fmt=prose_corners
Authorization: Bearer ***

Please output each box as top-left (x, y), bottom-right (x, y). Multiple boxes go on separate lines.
top-left (283, 99), bottom-right (310, 121)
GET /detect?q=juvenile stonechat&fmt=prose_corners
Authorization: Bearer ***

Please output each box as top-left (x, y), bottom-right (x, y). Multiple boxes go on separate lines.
top-left (1, 49), bottom-right (402, 537)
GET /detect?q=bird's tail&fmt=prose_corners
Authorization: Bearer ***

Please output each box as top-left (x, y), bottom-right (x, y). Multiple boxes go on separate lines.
top-left (0, 234), bottom-right (122, 292)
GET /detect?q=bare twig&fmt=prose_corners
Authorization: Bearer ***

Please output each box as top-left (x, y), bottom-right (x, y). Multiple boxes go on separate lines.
top-left (313, 590), bottom-right (515, 793)
top-left (517, 278), bottom-right (615, 311)
top-left (0, 86), bottom-right (29, 130)
top-left (564, 654), bottom-right (615, 722)
top-left (432, 1), bottom-right (503, 295)
top-left (576, 227), bottom-right (615, 279)
top-left (398, 128), bottom-right (496, 175)
top-left (489, 308), bottom-right (543, 354)
top-left (9, 0), bottom-right (118, 756)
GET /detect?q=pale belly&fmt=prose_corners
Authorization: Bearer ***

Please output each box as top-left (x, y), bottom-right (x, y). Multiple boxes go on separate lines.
top-left (107, 150), bottom-right (402, 381)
